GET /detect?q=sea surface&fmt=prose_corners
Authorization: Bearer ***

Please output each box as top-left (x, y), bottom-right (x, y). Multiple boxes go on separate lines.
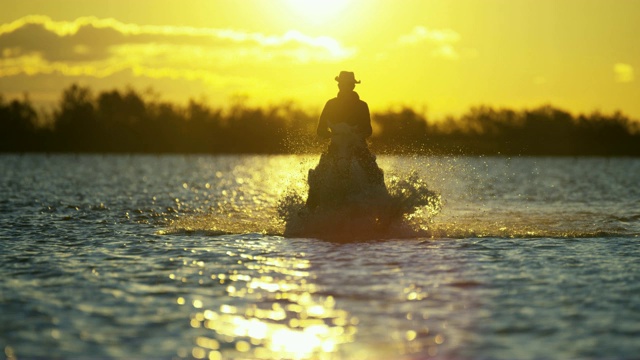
top-left (1, 154), bottom-right (639, 359)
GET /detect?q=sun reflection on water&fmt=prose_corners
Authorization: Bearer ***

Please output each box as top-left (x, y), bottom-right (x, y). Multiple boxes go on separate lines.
top-left (174, 238), bottom-right (356, 359)
top-left (190, 296), bottom-right (355, 359)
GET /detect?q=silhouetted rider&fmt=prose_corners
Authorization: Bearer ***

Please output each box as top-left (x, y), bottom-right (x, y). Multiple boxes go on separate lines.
top-left (306, 71), bottom-right (384, 212)
top-left (317, 71), bottom-right (372, 139)
top-left (306, 71), bottom-right (385, 211)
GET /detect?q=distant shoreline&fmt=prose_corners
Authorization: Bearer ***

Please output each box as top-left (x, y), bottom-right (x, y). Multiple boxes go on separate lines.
top-left (2, 84), bottom-right (639, 157)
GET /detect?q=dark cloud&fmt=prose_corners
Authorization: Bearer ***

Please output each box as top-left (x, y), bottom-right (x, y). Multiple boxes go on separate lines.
top-left (0, 16), bottom-right (352, 64)
top-left (0, 18), bottom-right (251, 62)
top-left (10, 23), bottom-right (122, 61)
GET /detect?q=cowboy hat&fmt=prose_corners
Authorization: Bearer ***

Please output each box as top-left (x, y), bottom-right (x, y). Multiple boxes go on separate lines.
top-left (335, 71), bottom-right (361, 84)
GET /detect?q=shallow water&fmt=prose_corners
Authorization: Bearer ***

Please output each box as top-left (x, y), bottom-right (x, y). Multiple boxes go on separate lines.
top-left (1, 154), bottom-right (639, 359)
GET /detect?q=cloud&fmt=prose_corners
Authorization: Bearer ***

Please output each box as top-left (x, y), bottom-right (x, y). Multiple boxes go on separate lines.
top-left (0, 15), bottom-right (356, 84)
top-left (398, 26), bottom-right (461, 45)
top-left (397, 26), bottom-right (462, 60)
top-left (613, 63), bottom-right (634, 83)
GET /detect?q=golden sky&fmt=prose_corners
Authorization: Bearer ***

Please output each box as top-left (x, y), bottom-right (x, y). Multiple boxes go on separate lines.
top-left (1, 0), bottom-right (639, 119)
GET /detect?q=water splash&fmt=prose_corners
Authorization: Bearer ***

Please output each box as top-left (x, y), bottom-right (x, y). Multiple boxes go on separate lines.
top-left (278, 172), bottom-right (442, 241)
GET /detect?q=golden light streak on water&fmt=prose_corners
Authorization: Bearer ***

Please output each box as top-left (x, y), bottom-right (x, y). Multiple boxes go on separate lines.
top-left (164, 227), bottom-right (362, 359)
top-left (183, 242), bottom-right (356, 359)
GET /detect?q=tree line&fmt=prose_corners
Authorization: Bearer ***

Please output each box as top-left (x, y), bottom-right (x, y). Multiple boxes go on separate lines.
top-left (1, 84), bottom-right (639, 156)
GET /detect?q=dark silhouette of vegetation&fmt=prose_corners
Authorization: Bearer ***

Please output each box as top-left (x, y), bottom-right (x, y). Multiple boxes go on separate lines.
top-left (1, 84), bottom-right (639, 156)
top-left (373, 105), bottom-right (640, 156)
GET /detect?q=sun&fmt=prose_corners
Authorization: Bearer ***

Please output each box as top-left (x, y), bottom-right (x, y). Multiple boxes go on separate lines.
top-left (285, 0), bottom-right (350, 24)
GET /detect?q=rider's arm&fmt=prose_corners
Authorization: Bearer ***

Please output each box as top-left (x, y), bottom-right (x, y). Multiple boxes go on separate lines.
top-left (358, 102), bottom-right (373, 138)
top-left (317, 101), bottom-right (333, 139)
